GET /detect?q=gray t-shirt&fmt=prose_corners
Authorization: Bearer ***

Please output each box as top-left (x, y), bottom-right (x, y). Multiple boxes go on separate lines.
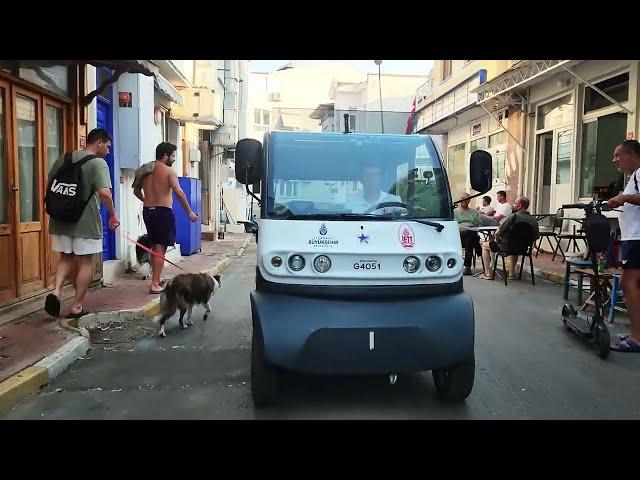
top-left (48, 151), bottom-right (112, 239)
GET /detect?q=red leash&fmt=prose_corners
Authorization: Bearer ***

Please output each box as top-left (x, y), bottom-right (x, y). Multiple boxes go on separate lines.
top-left (120, 232), bottom-right (184, 270)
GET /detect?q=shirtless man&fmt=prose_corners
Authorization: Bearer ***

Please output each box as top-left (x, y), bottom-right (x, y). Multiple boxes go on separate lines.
top-left (133, 142), bottom-right (198, 294)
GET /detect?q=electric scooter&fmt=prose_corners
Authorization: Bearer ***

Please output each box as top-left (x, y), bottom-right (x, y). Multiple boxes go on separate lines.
top-left (560, 200), bottom-right (618, 359)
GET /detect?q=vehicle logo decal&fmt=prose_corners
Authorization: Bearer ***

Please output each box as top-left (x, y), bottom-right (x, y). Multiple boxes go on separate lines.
top-left (319, 223), bottom-right (328, 236)
top-left (358, 233), bottom-right (369, 244)
top-left (398, 223), bottom-right (415, 249)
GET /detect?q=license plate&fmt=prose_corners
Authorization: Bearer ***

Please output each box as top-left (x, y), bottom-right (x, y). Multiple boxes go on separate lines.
top-left (353, 260), bottom-right (380, 271)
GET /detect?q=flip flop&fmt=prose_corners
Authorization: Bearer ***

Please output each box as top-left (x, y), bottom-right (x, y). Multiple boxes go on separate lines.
top-left (66, 308), bottom-right (89, 319)
top-left (149, 288), bottom-right (165, 294)
top-left (44, 294), bottom-right (61, 317)
top-left (479, 274), bottom-right (493, 280)
top-left (610, 337), bottom-right (640, 353)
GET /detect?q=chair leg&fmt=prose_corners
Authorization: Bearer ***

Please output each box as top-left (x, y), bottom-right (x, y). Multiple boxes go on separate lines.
top-left (577, 273), bottom-right (584, 305)
top-left (491, 254), bottom-right (498, 280)
top-left (564, 262), bottom-right (571, 300)
top-left (501, 255), bottom-right (508, 286)
top-left (529, 254), bottom-right (535, 285)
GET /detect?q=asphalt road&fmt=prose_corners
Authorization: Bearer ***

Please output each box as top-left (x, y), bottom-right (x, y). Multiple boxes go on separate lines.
top-left (5, 242), bottom-right (640, 419)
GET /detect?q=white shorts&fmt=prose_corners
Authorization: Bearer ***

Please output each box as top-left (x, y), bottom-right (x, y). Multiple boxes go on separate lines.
top-left (51, 235), bottom-right (103, 256)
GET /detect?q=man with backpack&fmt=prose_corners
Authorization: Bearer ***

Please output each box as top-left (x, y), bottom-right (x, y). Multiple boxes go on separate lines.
top-left (44, 128), bottom-right (120, 319)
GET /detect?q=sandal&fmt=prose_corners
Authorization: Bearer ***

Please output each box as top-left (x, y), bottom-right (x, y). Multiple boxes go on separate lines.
top-left (610, 337), bottom-right (640, 353)
top-left (479, 274), bottom-right (493, 280)
top-left (45, 294), bottom-right (61, 317)
top-left (66, 308), bottom-right (89, 319)
top-left (149, 287), bottom-right (165, 294)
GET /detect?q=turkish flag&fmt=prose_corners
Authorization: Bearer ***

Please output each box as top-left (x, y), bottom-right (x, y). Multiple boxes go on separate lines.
top-left (405, 96), bottom-right (417, 134)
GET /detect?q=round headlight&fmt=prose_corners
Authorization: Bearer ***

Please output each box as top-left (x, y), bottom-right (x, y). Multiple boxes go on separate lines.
top-left (271, 256), bottom-right (283, 268)
top-left (447, 258), bottom-right (456, 269)
top-left (313, 255), bottom-right (332, 273)
top-left (288, 254), bottom-right (305, 271)
top-left (426, 256), bottom-right (442, 272)
top-left (403, 256), bottom-right (420, 273)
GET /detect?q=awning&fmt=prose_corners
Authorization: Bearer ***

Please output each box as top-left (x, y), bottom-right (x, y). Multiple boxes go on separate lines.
top-left (154, 73), bottom-right (184, 106)
top-left (37, 60), bottom-right (159, 77)
top-left (472, 60), bottom-right (579, 108)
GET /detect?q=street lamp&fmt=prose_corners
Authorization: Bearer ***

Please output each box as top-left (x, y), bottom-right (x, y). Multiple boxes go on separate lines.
top-left (374, 60), bottom-right (384, 134)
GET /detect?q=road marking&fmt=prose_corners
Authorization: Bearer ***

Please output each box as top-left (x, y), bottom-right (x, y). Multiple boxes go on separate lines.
top-left (369, 331), bottom-right (374, 350)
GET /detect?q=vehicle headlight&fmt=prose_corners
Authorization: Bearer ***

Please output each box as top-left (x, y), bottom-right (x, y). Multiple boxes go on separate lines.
top-left (426, 256), bottom-right (442, 272)
top-left (288, 254), bottom-right (305, 271)
top-left (447, 258), bottom-right (457, 269)
top-left (313, 255), bottom-right (331, 273)
top-left (403, 256), bottom-right (420, 273)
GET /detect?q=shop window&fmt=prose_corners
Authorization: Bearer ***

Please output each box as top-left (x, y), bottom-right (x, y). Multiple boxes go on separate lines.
top-left (556, 130), bottom-right (572, 185)
top-left (579, 112), bottom-right (627, 197)
top-left (488, 131), bottom-right (507, 147)
top-left (447, 143), bottom-right (466, 198)
top-left (584, 72), bottom-right (629, 114)
top-left (537, 94), bottom-right (574, 130)
top-left (470, 137), bottom-right (487, 152)
top-left (493, 151), bottom-right (506, 180)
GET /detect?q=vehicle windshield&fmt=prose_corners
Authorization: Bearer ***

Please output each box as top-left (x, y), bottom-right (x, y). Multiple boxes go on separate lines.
top-left (265, 132), bottom-right (452, 220)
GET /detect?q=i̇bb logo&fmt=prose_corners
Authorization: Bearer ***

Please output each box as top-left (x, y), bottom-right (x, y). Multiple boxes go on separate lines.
top-left (398, 223), bottom-right (415, 249)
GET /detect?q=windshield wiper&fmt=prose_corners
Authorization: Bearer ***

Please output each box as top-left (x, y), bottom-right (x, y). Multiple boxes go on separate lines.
top-left (402, 217), bottom-right (445, 232)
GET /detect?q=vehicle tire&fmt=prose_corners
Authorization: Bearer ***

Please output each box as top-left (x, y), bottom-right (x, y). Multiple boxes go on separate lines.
top-left (432, 356), bottom-right (475, 403)
top-left (596, 327), bottom-right (610, 359)
top-left (251, 327), bottom-right (278, 407)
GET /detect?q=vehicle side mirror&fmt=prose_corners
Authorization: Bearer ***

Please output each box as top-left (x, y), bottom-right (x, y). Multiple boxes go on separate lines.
top-left (235, 138), bottom-right (263, 185)
top-left (469, 150), bottom-right (492, 194)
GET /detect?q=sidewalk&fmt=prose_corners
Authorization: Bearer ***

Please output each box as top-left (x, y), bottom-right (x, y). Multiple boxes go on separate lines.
top-left (0, 233), bottom-right (251, 415)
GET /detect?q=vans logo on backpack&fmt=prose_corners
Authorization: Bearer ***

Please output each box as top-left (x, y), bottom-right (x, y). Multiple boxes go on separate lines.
top-left (50, 179), bottom-right (78, 197)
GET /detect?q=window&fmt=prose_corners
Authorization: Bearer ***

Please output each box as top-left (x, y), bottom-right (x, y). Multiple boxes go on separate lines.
top-left (556, 130), bottom-right (572, 185)
top-left (16, 95), bottom-right (39, 222)
top-left (470, 137), bottom-right (487, 152)
top-left (537, 94), bottom-right (574, 130)
top-left (46, 106), bottom-right (63, 171)
top-left (441, 60), bottom-right (452, 81)
top-left (254, 109), bottom-right (270, 131)
top-left (584, 72), bottom-right (629, 114)
top-left (579, 113), bottom-right (627, 197)
top-left (96, 68), bottom-right (113, 102)
top-left (493, 151), bottom-right (506, 180)
top-left (447, 143), bottom-right (466, 198)
top-left (349, 114), bottom-right (356, 132)
top-left (488, 131), bottom-right (507, 147)
top-left (18, 64), bottom-right (69, 97)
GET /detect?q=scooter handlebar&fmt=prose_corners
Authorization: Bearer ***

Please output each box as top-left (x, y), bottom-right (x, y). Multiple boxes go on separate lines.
top-left (562, 201), bottom-right (615, 212)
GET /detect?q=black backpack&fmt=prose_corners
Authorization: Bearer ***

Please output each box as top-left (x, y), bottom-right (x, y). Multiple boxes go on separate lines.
top-left (45, 153), bottom-right (99, 223)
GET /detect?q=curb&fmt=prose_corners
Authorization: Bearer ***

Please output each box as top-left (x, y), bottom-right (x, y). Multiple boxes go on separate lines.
top-left (0, 335), bottom-right (90, 416)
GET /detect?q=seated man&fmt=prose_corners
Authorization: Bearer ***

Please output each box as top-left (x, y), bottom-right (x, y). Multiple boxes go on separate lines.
top-left (455, 193), bottom-right (482, 276)
top-left (477, 195), bottom-right (496, 216)
top-left (346, 164), bottom-right (402, 214)
top-left (493, 190), bottom-right (513, 225)
top-left (480, 196), bottom-right (540, 280)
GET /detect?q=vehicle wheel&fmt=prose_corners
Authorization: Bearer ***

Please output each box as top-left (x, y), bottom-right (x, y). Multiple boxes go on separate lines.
top-left (432, 356), bottom-right (475, 403)
top-left (251, 327), bottom-right (278, 407)
top-left (597, 327), bottom-right (610, 359)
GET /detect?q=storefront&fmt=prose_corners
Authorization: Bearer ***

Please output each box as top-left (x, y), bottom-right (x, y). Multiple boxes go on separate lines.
top-left (526, 61), bottom-right (637, 212)
top-left (0, 60), bottom-right (157, 310)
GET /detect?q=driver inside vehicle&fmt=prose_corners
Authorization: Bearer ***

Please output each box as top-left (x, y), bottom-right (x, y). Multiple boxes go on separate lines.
top-left (345, 164), bottom-right (403, 214)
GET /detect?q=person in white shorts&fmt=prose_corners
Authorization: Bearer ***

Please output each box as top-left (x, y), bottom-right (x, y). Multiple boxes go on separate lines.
top-left (45, 129), bottom-right (120, 319)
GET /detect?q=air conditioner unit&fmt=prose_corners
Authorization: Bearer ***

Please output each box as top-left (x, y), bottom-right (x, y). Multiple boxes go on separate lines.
top-left (212, 124), bottom-right (237, 148)
top-left (189, 148), bottom-right (201, 162)
top-left (170, 88), bottom-right (220, 127)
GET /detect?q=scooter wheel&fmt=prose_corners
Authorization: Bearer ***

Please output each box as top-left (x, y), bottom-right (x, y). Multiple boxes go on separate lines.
top-left (597, 328), bottom-right (610, 359)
